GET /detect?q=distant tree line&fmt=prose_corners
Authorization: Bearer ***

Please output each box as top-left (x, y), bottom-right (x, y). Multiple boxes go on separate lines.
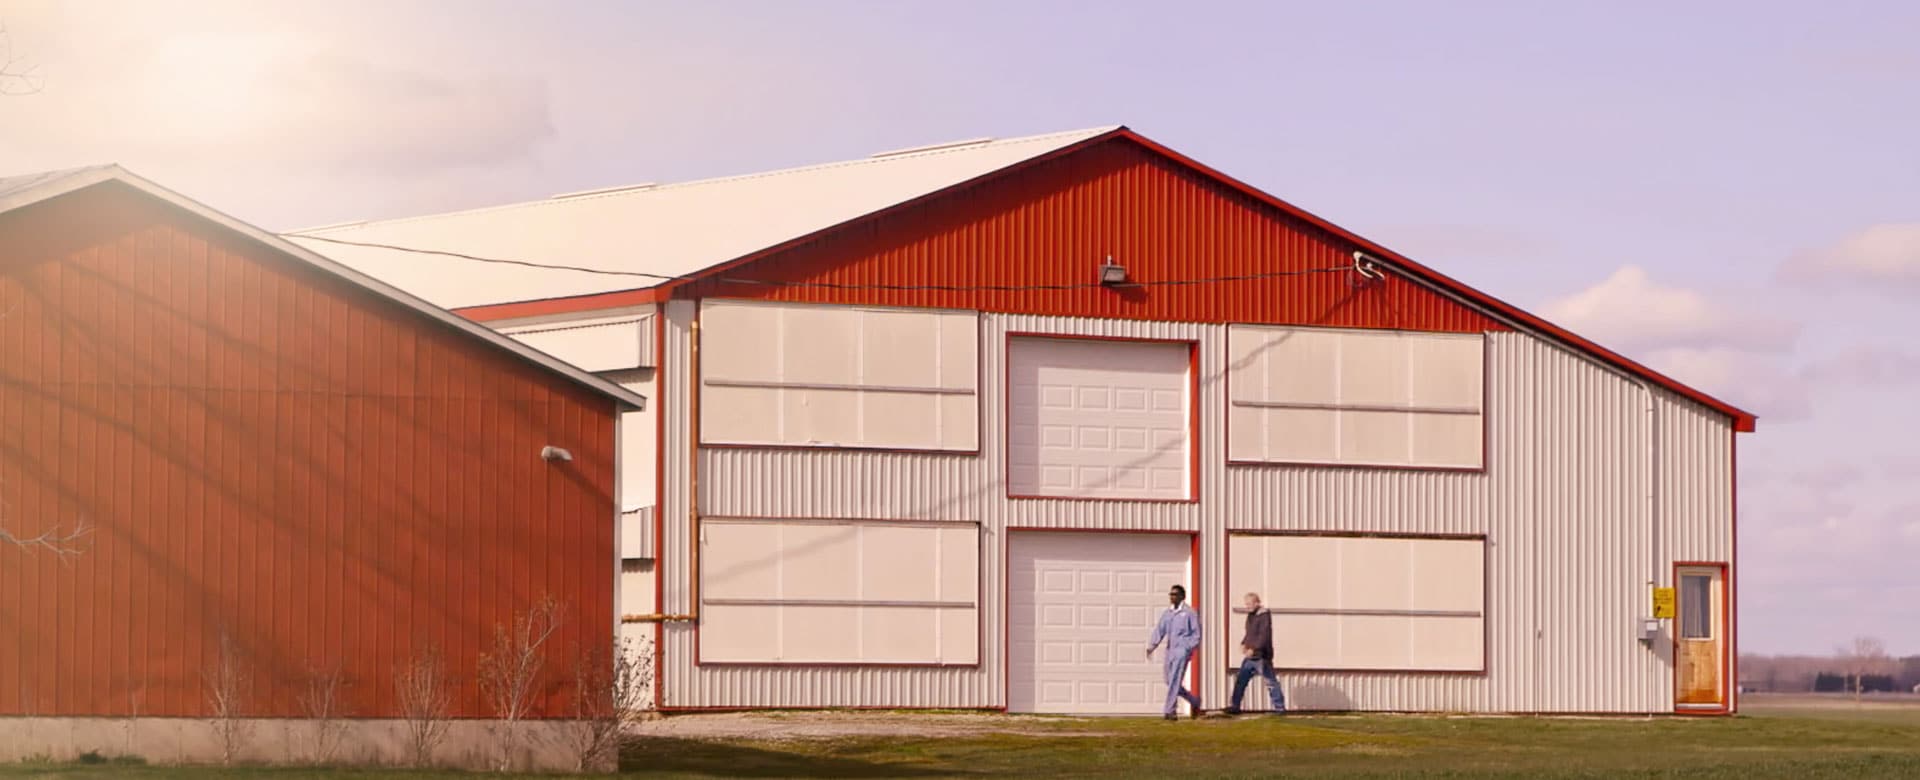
top-left (1741, 636), bottom-right (1920, 695)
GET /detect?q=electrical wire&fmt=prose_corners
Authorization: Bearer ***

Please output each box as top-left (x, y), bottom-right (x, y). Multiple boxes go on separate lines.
top-left (289, 233), bottom-right (1364, 292)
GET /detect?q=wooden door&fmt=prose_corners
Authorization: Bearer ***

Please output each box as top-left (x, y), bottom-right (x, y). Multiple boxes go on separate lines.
top-left (1674, 565), bottom-right (1727, 709)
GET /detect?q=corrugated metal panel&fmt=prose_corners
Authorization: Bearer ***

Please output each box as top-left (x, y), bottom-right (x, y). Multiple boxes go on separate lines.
top-left (0, 185), bottom-right (618, 719)
top-left (287, 129), bottom-right (1116, 309)
top-left (659, 316), bottom-right (1733, 713)
top-left (677, 139), bottom-right (1505, 333)
top-left (621, 507), bottom-right (655, 559)
top-left (504, 314), bottom-right (654, 370)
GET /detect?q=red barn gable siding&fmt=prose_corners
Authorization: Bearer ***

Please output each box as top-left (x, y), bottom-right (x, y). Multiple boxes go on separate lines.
top-left (0, 183), bottom-right (615, 719)
top-left (676, 137), bottom-right (1505, 333)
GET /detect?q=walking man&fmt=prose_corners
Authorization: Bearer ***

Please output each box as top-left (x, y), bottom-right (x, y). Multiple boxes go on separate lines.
top-left (1224, 591), bottom-right (1286, 715)
top-left (1145, 584), bottom-right (1202, 720)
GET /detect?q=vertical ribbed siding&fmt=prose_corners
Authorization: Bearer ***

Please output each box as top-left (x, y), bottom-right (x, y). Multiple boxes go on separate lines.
top-left (0, 185), bottom-right (618, 719)
top-left (658, 316), bottom-right (1734, 712)
top-left (674, 139), bottom-right (1504, 335)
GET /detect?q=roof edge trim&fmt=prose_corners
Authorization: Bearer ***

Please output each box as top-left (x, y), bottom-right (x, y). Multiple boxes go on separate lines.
top-left (0, 166), bottom-right (646, 412)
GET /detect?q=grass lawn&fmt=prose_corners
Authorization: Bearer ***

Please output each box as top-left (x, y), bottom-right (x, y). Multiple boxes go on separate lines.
top-left (5, 701), bottom-right (1920, 779)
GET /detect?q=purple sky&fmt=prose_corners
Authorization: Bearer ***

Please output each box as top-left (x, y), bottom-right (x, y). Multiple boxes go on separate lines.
top-left (4, 1), bottom-right (1917, 655)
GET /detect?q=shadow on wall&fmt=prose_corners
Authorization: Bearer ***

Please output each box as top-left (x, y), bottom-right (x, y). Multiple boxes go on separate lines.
top-left (1284, 682), bottom-right (1356, 713)
top-left (623, 737), bottom-right (958, 777)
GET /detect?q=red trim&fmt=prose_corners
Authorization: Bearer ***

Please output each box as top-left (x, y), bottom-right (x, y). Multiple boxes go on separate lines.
top-left (1110, 130), bottom-right (1756, 433)
top-left (442, 128), bottom-right (1754, 431)
top-left (1002, 527), bottom-right (1200, 714)
top-left (1003, 332), bottom-right (1202, 504)
top-left (1226, 460), bottom-right (1483, 473)
top-left (1223, 531), bottom-right (1491, 676)
top-left (691, 516), bottom-right (987, 669)
top-left (701, 442), bottom-right (981, 457)
top-left (1729, 429), bottom-right (1739, 715)
top-left (456, 286), bottom-right (665, 321)
top-left (1670, 561), bottom-right (1732, 716)
top-left (652, 311), bottom-right (667, 711)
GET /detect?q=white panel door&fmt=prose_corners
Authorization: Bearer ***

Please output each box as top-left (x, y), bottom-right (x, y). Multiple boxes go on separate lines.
top-left (1008, 532), bottom-right (1191, 714)
top-left (1008, 338), bottom-right (1191, 500)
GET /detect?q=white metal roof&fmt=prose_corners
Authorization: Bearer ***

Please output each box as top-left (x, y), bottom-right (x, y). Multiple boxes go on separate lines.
top-left (0, 165), bottom-right (645, 411)
top-left (285, 127), bottom-right (1118, 309)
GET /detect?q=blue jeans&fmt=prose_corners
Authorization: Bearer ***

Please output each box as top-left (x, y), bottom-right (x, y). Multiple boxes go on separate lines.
top-left (1230, 656), bottom-right (1285, 712)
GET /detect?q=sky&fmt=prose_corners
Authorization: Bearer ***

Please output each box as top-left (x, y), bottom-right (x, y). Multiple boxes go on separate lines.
top-left (2, 0), bottom-right (1917, 657)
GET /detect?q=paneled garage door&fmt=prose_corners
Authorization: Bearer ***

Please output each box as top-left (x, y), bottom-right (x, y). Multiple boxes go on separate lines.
top-left (1007, 337), bottom-right (1192, 500)
top-left (1008, 532), bottom-right (1192, 714)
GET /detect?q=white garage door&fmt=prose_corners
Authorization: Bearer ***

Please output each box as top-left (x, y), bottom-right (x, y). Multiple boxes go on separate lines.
top-left (1008, 532), bottom-right (1192, 714)
top-left (1007, 337), bottom-right (1191, 501)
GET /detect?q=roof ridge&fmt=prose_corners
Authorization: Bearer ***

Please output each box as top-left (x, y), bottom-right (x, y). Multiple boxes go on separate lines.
top-left (292, 126), bottom-right (1119, 236)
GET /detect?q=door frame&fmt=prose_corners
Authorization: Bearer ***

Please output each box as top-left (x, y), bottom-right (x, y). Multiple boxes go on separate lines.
top-left (1002, 527), bottom-right (1200, 713)
top-left (1671, 561), bottom-right (1730, 715)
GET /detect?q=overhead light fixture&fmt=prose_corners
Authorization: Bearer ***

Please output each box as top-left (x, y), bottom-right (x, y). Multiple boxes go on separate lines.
top-left (1099, 257), bottom-right (1129, 286)
top-left (540, 446), bottom-right (573, 463)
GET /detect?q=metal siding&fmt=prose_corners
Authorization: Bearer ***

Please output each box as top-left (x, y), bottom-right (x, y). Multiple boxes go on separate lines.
top-left (660, 317), bottom-right (1733, 713)
top-left (675, 140), bottom-right (1506, 334)
top-left (0, 186), bottom-right (617, 719)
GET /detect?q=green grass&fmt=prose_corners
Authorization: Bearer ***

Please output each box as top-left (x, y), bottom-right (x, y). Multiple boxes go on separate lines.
top-left (6, 704), bottom-right (1920, 778)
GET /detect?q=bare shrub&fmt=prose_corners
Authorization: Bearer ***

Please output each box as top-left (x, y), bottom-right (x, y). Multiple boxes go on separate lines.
top-left (567, 636), bottom-right (655, 773)
top-left (298, 661), bottom-right (349, 764)
top-left (478, 595), bottom-right (565, 772)
top-left (1837, 636), bottom-right (1894, 705)
top-left (203, 630), bottom-right (253, 766)
top-left (394, 645), bottom-right (454, 768)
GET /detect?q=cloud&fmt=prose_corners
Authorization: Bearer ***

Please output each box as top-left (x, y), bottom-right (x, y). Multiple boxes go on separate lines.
top-left (1540, 266), bottom-right (1808, 421)
top-left (1783, 223), bottom-right (1920, 290)
top-left (1644, 347), bottom-right (1812, 422)
top-left (1800, 347), bottom-right (1920, 388)
top-left (1541, 265), bottom-right (1799, 354)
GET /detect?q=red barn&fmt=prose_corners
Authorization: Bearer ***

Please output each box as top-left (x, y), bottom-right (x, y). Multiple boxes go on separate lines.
top-left (0, 167), bottom-right (644, 769)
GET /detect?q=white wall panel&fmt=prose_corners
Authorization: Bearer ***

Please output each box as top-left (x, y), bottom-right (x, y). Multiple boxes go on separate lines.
top-left (699, 300), bottom-right (979, 451)
top-left (656, 308), bottom-right (1735, 713)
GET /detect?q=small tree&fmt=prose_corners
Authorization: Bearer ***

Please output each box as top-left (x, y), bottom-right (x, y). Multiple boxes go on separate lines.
top-left (478, 595), bottom-right (565, 772)
top-left (567, 636), bottom-right (655, 773)
top-left (203, 630), bottom-right (254, 766)
top-left (297, 661), bottom-right (349, 765)
top-left (1837, 636), bottom-right (1894, 705)
top-left (394, 645), bottom-right (454, 768)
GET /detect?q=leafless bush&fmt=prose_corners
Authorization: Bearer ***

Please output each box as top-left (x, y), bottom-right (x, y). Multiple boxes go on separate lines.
top-left (567, 636), bottom-right (655, 773)
top-left (478, 595), bottom-right (564, 772)
top-left (1838, 636), bottom-right (1895, 705)
top-left (203, 630), bottom-right (253, 766)
top-left (394, 645), bottom-right (454, 768)
top-left (298, 661), bottom-right (349, 764)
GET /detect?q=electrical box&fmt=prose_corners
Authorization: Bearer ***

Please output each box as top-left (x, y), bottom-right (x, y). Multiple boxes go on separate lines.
top-left (1638, 618), bottom-right (1661, 642)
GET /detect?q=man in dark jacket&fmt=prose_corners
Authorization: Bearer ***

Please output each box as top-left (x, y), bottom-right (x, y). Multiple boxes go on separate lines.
top-left (1224, 592), bottom-right (1286, 715)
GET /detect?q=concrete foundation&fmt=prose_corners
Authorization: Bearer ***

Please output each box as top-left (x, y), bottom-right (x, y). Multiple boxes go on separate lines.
top-left (0, 717), bottom-right (611, 772)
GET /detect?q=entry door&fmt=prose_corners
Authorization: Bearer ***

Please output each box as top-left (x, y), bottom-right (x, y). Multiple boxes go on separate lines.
top-left (1008, 532), bottom-right (1191, 714)
top-left (1674, 565), bottom-right (1727, 709)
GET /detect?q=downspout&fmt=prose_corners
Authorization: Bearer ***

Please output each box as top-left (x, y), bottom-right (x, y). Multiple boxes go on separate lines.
top-left (1632, 376), bottom-right (1661, 716)
top-left (624, 308), bottom-right (699, 624)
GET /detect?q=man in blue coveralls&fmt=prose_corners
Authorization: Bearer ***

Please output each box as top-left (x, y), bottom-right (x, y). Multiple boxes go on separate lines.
top-left (1145, 584), bottom-right (1202, 720)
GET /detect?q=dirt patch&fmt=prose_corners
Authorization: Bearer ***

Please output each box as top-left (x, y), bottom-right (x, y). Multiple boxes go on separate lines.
top-left (633, 710), bottom-right (1108, 741)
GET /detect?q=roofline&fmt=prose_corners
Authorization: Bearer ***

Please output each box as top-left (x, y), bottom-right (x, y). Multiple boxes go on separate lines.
top-left (0, 166), bottom-right (645, 412)
top-left (455, 128), bottom-right (1753, 432)
top-left (1106, 129), bottom-right (1755, 432)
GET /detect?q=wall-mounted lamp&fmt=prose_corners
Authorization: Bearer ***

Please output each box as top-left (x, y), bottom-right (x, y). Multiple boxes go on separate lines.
top-left (540, 446), bottom-right (573, 463)
top-left (1098, 256), bottom-right (1129, 286)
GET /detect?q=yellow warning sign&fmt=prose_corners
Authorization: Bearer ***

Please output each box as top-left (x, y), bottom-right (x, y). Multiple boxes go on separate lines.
top-left (1652, 587), bottom-right (1676, 619)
